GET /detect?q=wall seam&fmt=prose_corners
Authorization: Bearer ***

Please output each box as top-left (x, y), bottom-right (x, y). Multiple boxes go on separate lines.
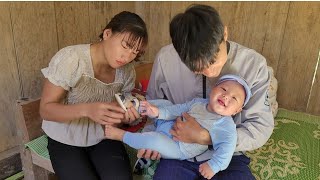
top-left (54, 2), bottom-right (60, 50)
top-left (306, 50), bottom-right (320, 111)
top-left (275, 2), bottom-right (291, 77)
top-left (9, 2), bottom-right (24, 99)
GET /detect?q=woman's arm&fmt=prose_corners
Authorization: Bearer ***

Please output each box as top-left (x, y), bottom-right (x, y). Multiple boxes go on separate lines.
top-left (40, 79), bottom-right (125, 125)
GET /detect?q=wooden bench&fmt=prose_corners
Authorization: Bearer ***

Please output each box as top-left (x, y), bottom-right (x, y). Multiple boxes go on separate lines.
top-left (16, 98), bottom-right (55, 180)
top-left (16, 63), bottom-right (153, 180)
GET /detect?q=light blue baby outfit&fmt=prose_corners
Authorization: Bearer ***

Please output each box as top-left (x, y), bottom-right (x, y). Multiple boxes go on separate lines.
top-left (123, 98), bottom-right (237, 174)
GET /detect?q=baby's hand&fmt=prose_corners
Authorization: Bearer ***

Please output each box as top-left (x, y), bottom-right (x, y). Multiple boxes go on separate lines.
top-left (199, 162), bottom-right (215, 179)
top-left (139, 101), bottom-right (159, 118)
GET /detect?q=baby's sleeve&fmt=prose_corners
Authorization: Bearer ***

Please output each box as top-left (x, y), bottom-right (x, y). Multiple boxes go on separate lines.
top-left (207, 117), bottom-right (237, 174)
top-left (41, 47), bottom-right (82, 90)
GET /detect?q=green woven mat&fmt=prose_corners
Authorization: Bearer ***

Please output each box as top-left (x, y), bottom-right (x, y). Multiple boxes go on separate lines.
top-left (4, 172), bottom-right (23, 180)
top-left (246, 108), bottom-right (320, 180)
top-left (25, 134), bottom-right (50, 160)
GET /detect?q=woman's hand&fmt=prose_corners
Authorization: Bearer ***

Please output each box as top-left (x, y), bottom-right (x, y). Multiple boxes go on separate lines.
top-left (139, 101), bottom-right (159, 118)
top-left (170, 112), bottom-right (212, 145)
top-left (85, 102), bottom-right (125, 125)
top-left (137, 149), bottom-right (161, 160)
top-left (122, 106), bottom-right (140, 124)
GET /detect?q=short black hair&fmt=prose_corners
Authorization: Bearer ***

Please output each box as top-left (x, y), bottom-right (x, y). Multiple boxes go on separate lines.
top-left (99, 11), bottom-right (148, 58)
top-left (170, 4), bottom-right (224, 72)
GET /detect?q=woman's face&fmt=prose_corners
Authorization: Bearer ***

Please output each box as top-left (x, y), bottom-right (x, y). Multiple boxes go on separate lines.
top-left (102, 29), bottom-right (142, 68)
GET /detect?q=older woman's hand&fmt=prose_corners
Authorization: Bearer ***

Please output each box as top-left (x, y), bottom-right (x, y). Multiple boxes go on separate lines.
top-left (170, 112), bottom-right (212, 145)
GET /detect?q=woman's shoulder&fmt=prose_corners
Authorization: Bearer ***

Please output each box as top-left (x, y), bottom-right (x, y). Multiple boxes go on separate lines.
top-left (44, 44), bottom-right (92, 81)
top-left (51, 44), bottom-right (91, 68)
top-left (56, 44), bottom-right (90, 57)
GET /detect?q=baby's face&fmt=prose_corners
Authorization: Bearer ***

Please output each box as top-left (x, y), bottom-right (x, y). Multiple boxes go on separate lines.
top-left (208, 81), bottom-right (245, 116)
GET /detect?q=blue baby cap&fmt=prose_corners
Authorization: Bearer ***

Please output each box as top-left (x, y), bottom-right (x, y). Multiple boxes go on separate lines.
top-left (216, 74), bottom-right (252, 107)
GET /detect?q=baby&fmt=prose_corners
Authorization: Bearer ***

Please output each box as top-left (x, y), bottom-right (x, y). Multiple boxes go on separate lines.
top-left (106, 74), bottom-right (251, 179)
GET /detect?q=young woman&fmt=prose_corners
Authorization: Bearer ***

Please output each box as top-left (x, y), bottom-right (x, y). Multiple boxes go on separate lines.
top-left (39, 11), bottom-right (148, 180)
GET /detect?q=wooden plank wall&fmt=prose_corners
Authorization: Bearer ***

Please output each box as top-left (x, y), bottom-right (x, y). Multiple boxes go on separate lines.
top-left (0, 2), bottom-right (21, 154)
top-left (0, 1), bottom-right (319, 176)
top-left (277, 2), bottom-right (320, 112)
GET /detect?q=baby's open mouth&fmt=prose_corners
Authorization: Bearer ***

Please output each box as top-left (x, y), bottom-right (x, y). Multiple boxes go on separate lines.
top-left (218, 99), bottom-right (225, 106)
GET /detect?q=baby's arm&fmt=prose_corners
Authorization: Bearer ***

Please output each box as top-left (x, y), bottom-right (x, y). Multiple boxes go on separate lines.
top-left (157, 98), bottom-right (205, 120)
top-left (199, 117), bottom-right (237, 178)
top-left (139, 101), bottom-right (159, 118)
top-left (140, 98), bottom-right (202, 120)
